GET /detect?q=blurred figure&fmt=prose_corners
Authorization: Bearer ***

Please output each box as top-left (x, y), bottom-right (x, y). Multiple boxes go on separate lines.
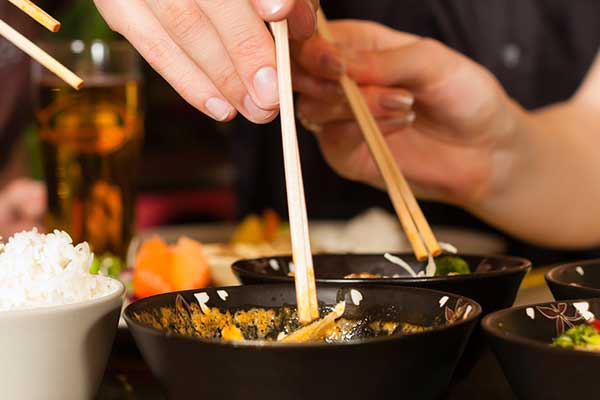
top-left (0, 179), bottom-right (46, 238)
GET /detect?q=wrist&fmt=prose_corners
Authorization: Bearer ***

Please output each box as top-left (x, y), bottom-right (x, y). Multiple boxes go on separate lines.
top-left (465, 98), bottom-right (531, 212)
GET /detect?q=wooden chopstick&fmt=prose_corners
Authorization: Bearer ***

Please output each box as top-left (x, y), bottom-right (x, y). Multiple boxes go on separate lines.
top-left (8, 0), bottom-right (60, 32)
top-left (317, 10), bottom-right (441, 261)
top-left (0, 19), bottom-right (82, 89)
top-left (271, 20), bottom-right (319, 323)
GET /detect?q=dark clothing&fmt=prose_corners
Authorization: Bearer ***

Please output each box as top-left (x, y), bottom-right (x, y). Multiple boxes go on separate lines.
top-left (233, 0), bottom-right (600, 265)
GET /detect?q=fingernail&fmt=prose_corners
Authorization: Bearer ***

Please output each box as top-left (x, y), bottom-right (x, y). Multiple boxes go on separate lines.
top-left (244, 95), bottom-right (278, 121)
top-left (379, 93), bottom-right (414, 110)
top-left (205, 97), bottom-right (233, 121)
top-left (320, 52), bottom-right (345, 76)
top-left (253, 66), bottom-right (279, 108)
top-left (384, 112), bottom-right (416, 126)
top-left (257, 0), bottom-right (285, 17)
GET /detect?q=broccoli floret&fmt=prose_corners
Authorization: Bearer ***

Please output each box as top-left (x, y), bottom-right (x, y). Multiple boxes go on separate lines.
top-left (435, 256), bottom-right (470, 276)
top-left (553, 324), bottom-right (600, 349)
top-left (89, 253), bottom-right (123, 278)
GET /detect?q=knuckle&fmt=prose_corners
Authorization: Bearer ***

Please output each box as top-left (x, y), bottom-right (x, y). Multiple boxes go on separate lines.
top-left (211, 66), bottom-right (241, 92)
top-left (232, 31), bottom-right (266, 60)
top-left (140, 38), bottom-right (171, 73)
top-left (419, 38), bottom-right (446, 55)
top-left (163, 3), bottom-right (206, 43)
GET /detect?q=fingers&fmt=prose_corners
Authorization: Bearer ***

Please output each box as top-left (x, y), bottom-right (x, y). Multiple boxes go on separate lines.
top-left (94, 0), bottom-right (242, 122)
top-left (251, 0), bottom-right (317, 39)
top-left (291, 36), bottom-right (346, 80)
top-left (346, 38), bottom-right (462, 89)
top-left (296, 85), bottom-right (414, 125)
top-left (292, 63), bottom-right (343, 100)
top-left (195, 0), bottom-right (279, 110)
top-left (143, 0), bottom-right (276, 122)
top-left (291, 21), bottom-right (453, 91)
top-left (312, 119), bottom-right (414, 187)
top-left (286, 0), bottom-right (317, 39)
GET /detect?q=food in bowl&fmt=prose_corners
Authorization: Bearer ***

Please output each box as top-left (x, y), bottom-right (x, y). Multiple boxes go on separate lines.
top-left (0, 229), bottom-right (125, 400)
top-left (553, 324), bottom-right (600, 351)
top-left (132, 293), bottom-right (438, 343)
top-left (0, 228), bottom-right (121, 311)
top-left (124, 285), bottom-right (481, 399)
top-left (343, 255), bottom-right (471, 279)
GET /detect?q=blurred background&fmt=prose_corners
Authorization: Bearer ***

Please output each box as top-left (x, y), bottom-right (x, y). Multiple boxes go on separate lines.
top-left (1, 0), bottom-right (237, 232)
top-left (2, 0), bottom-right (600, 267)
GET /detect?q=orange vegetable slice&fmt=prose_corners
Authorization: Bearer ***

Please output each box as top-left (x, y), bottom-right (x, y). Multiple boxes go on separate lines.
top-left (133, 236), bottom-right (173, 298)
top-left (171, 236), bottom-right (212, 291)
top-left (262, 209), bottom-right (280, 242)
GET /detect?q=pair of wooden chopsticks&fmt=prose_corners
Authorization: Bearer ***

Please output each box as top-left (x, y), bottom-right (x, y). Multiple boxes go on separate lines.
top-left (1, 0), bottom-right (83, 89)
top-left (271, 21), bottom-right (320, 324)
top-left (317, 10), bottom-right (441, 262)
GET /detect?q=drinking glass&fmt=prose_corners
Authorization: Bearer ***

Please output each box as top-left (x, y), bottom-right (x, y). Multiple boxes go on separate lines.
top-left (32, 40), bottom-right (143, 258)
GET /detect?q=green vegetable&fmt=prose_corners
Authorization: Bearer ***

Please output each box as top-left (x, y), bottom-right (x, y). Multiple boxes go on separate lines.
top-left (435, 256), bottom-right (470, 276)
top-left (553, 325), bottom-right (600, 349)
top-left (89, 254), bottom-right (123, 279)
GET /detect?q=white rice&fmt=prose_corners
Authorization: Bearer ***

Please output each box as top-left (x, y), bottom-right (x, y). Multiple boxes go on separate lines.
top-left (0, 229), bottom-right (120, 312)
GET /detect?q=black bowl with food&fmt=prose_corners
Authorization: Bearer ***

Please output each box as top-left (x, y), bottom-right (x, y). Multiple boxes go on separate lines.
top-left (233, 254), bottom-right (529, 392)
top-left (124, 284), bottom-right (480, 400)
top-left (232, 254), bottom-right (529, 313)
top-left (545, 259), bottom-right (600, 300)
top-left (483, 299), bottom-right (600, 400)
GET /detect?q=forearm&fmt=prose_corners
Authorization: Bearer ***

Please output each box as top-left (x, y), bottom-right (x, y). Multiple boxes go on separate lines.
top-left (469, 99), bottom-right (600, 248)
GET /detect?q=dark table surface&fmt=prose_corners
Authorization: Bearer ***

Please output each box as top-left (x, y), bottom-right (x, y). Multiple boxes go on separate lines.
top-left (97, 329), bottom-right (518, 400)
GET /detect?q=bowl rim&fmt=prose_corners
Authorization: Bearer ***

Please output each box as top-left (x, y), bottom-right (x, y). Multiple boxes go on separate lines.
top-left (124, 284), bottom-right (482, 349)
top-left (0, 277), bottom-right (125, 319)
top-left (231, 253), bottom-right (531, 285)
top-left (545, 259), bottom-right (600, 295)
top-left (482, 298), bottom-right (600, 358)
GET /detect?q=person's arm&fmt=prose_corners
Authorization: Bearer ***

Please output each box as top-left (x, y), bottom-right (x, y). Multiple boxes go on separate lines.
top-left (476, 54), bottom-right (600, 248)
top-left (94, 0), bottom-right (318, 123)
top-left (291, 20), bottom-right (600, 248)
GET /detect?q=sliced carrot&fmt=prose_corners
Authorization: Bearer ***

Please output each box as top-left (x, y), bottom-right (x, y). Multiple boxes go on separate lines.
top-left (133, 269), bottom-right (173, 298)
top-left (133, 236), bottom-right (173, 298)
top-left (171, 236), bottom-right (212, 291)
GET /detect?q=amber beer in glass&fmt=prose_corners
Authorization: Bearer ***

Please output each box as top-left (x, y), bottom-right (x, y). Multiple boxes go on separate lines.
top-left (33, 40), bottom-right (142, 258)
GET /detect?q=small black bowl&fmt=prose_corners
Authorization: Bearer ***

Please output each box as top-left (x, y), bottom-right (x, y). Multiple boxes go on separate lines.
top-left (232, 254), bottom-right (530, 314)
top-left (124, 284), bottom-right (480, 400)
top-left (483, 299), bottom-right (600, 400)
top-left (546, 259), bottom-right (600, 300)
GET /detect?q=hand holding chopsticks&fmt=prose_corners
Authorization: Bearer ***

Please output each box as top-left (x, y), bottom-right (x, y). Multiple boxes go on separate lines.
top-left (316, 10), bottom-right (441, 261)
top-left (1, 0), bottom-right (83, 89)
top-left (271, 21), bottom-right (319, 324)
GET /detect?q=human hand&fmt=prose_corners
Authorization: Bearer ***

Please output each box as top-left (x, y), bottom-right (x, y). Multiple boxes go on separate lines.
top-left (292, 20), bottom-right (522, 207)
top-left (94, 0), bottom-right (319, 123)
top-left (0, 179), bottom-right (46, 239)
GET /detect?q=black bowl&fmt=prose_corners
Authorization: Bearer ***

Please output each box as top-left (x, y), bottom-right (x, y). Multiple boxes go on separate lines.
top-left (232, 254), bottom-right (530, 314)
top-left (124, 284), bottom-right (480, 400)
top-left (483, 299), bottom-right (600, 400)
top-left (546, 259), bottom-right (600, 300)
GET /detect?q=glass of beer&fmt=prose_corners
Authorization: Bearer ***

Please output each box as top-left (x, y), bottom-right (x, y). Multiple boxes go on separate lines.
top-left (32, 40), bottom-right (143, 258)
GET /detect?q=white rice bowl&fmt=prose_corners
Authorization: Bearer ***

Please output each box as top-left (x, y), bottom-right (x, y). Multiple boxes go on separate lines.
top-left (0, 229), bottom-right (121, 311)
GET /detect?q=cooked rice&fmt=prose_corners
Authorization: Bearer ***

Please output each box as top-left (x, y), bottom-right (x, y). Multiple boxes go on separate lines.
top-left (0, 229), bottom-right (120, 311)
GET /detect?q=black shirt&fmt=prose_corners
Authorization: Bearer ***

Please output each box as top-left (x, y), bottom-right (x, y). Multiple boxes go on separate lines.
top-left (232, 0), bottom-right (600, 265)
